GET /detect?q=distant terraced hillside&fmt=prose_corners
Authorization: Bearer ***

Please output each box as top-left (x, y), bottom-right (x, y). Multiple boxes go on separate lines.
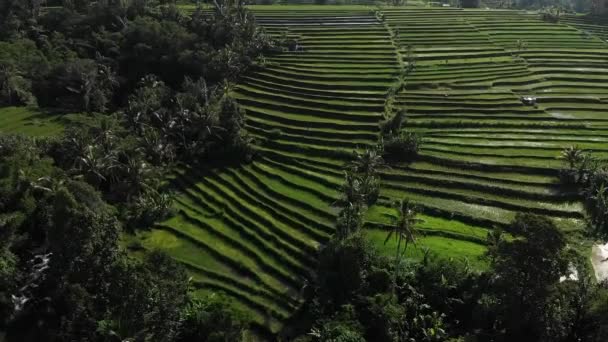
top-left (140, 6), bottom-right (398, 336)
top-left (378, 8), bottom-right (608, 234)
top-left (139, 6), bottom-right (608, 336)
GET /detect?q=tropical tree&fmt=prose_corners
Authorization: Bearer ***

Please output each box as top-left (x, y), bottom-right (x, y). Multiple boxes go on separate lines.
top-left (586, 181), bottom-right (608, 238)
top-left (0, 63), bottom-right (33, 105)
top-left (488, 213), bottom-right (568, 340)
top-left (380, 109), bottom-right (407, 137)
top-left (336, 203), bottom-right (364, 241)
top-left (349, 148), bottom-right (384, 176)
top-left (178, 292), bottom-right (248, 342)
top-left (385, 199), bottom-right (422, 275)
top-left (485, 228), bottom-right (504, 263)
top-left (349, 148), bottom-right (384, 206)
top-left (383, 131), bottom-right (422, 160)
top-left (336, 172), bottom-right (365, 209)
top-left (73, 144), bottom-right (119, 188)
top-left (67, 63), bottom-right (117, 113)
top-left (561, 145), bottom-right (584, 170)
top-left (576, 153), bottom-right (597, 186)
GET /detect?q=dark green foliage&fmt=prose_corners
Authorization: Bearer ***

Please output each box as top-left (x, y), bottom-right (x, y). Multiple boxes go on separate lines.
top-left (334, 149), bottom-right (384, 240)
top-left (120, 16), bottom-right (197, 87)
top-left (348, 148), bottom-right (383, 206)
top-left (383, 131), bottom-right (422, 161)
top-left (0, 1), bottom-right (267, 339)
top-left (103, 251), bottom-right (189, 341)
top-left (310, 232), bottom-right (449, 342)
top-left (178, 292), bottom-right (248, 342)
top-left (0, 63), bottom-right (35, 106)
top-left (584, 168), bottom-right (608, 238)
top-left (380, 109), bottom-right (422, 161)
top-left (0, 135), bottom-right (204, 342)
top-left (34, 59), bottom-right (117, 112)
top-left (541, 263), bottom-right (604, 342)
top-left (0, 0), bottom-right (272, 112)
top-left (312, 306), bottom-right (365, 342)
top-left (0, 39), bottom-right (47, 105)
top-left (125, 76), bottom-right (253, 164)
top-left (559, 147), bottom-right (608, 239)
top-left (305, 206), bottom-right (608, 342)
top-left (49, 181), bottom-right (120, 286)
top-left (336, 202), bottom-right (365, 241)
top-left (316, 234), bottom-right (374, 308)
top-left (380, 109), bottom-right (406, 137)
top-left (486, 214), bottom-right (568, 340)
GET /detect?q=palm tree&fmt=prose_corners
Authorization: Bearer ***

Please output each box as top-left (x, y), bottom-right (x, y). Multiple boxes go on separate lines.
top-left (561, 145), bottom-right (584, 170)
top-left (74, 145), bottom-right (119, 187)
top-left (380, 109), bottom-right (407, 137)
top-left (485, 228), bottom-right (504, 263)
top-left (336, 203), bottom-right (363, 240)
top-left (384, 198), bottom-right (422, 273)
top-left (97, 63), bottom-right (118, 98)
top-left (577, 153), bottom-right (597, 186)
top-left (588, 183), bottom-right (608, 236)
top-left (349, 148), bottom-right (384, 176)
top-left (0, 63), bottom-right (19, 105)
top-left (336, 172), bottom-right (364, 209)
top-left (94, 115), bottom-right (120, 152)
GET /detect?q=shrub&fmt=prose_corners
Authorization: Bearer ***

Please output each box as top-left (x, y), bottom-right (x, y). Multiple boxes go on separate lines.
top-left (383, 132), bottom-right (422, 161)
top-left (178, 293), bottom-right (248, 342)
top-left (380, 109), bottom-right (407, 136)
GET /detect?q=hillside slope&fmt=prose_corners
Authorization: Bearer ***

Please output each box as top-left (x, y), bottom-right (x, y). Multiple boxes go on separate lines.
top-left (140, 6), bottom-right (608, 335)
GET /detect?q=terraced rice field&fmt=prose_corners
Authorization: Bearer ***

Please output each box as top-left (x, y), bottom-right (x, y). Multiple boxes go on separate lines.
top-left (141, 6), bottom-right (608, 335)
top-left (0, 107), bottom-right (65, 136)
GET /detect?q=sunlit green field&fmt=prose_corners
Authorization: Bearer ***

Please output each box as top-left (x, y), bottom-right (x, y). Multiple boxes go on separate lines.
top-left (0, 107), bottom-right (65, 136)
top-left (143, 6), bottom-right (608, 335)
top-left (6, 4), bottom-right (608, 336)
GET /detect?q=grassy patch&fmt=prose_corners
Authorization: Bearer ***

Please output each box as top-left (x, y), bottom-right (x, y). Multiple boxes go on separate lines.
top-left (0, 106), bottom-right (66, 136)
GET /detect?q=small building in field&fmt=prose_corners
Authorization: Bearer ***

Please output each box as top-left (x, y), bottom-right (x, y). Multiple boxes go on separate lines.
top-left (592, 0), bottom-right (608, 14)
top-left (461, 0), bottom-right (480, 8)
top-left (521, 96), bottom-right (537, 106)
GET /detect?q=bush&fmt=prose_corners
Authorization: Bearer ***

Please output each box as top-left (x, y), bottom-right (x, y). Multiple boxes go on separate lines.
top-left (178, 293), bottom-right (248, 342)
top-left (383, 132), bottom-right (422, 161)
top-left (34, 59), bottom-right (116, 112)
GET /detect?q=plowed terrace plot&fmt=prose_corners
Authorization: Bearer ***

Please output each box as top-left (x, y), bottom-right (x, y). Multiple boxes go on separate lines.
top-left (140, 6), bottom-right (608, 335)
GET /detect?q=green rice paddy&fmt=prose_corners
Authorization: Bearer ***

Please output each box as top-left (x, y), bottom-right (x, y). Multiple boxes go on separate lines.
top-left (5, 5), bottom-right (608, 336)
top-left (151, 6), bottom-right (608, 334)
top-left (0, 107), bottom-right (65, 136)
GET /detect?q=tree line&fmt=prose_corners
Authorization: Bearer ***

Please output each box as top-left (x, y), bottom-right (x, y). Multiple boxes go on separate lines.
top-left (285, 146), bottom-right (608, 341)
top-left (1, 0), bottom-right (274, 340)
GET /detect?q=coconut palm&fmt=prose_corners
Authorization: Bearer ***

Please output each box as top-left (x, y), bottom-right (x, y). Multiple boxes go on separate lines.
top-left (577, 153), bottom-right (597, 186)
top-left (0, 63), bottom-right (16, 104)
top-left (485, 228), bottom-right (504, 263)
top-left (588, 182), bottom-right (608, 236)
top-left (384, 198), bottom-right (422, 272)
top-left (74, 145), bottom-right (119, 187)
top-left (336, 202), bottom-right (363, 240)
top-left (336, 172), bottom-right (364, 209)
top-left (561, 145), bottom-right (584, 170)
top-left (349, 148), bottom-right (384, 176)
top-left (0, 63), bottom-right (30, 105)
top-left (94, 115), bottom-right (121, 152)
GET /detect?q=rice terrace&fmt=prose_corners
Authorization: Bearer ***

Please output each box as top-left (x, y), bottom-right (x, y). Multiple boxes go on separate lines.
top-left (3, 0), bottom-right (608, 341)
